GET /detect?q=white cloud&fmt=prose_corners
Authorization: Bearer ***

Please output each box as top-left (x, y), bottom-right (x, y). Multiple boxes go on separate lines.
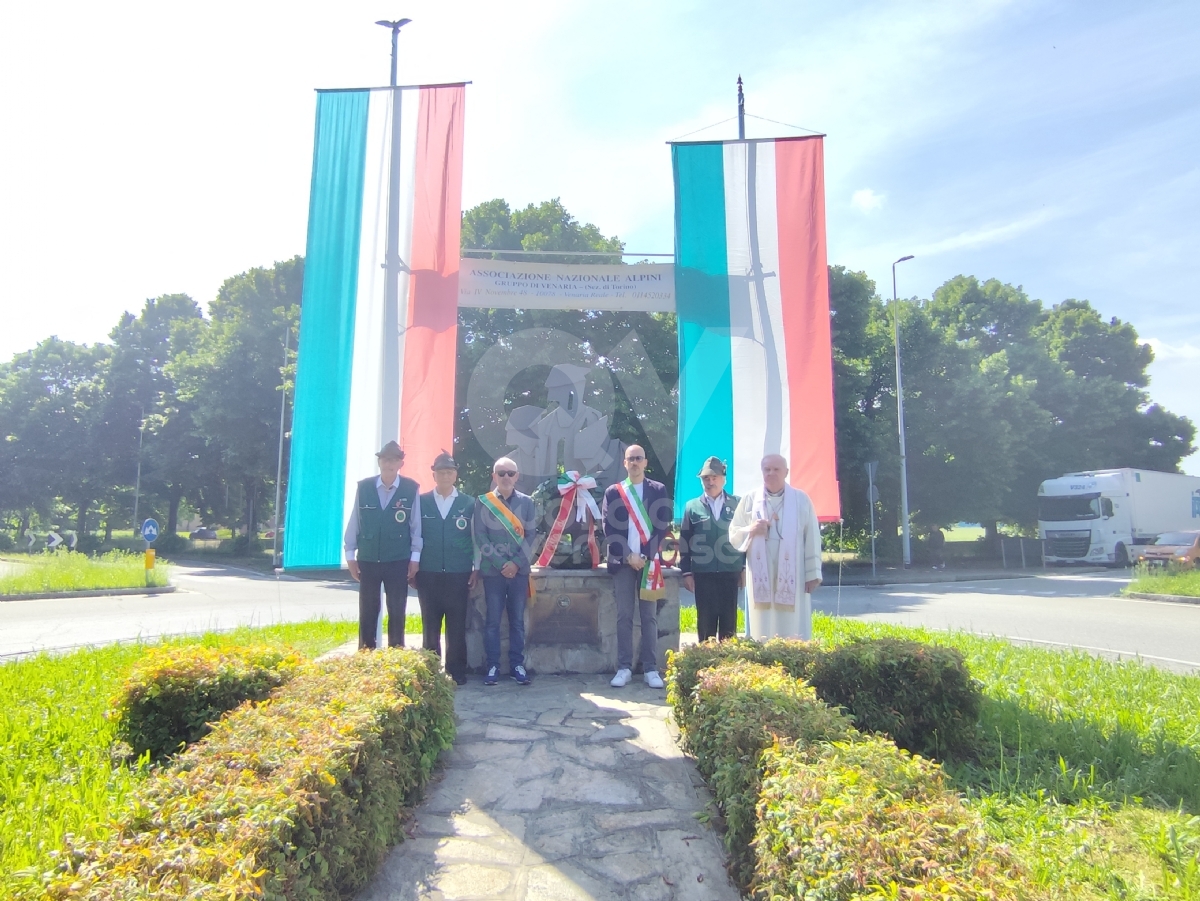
top-left (1144, 338), bottom-right (1200, 361)
top-left (913, 208), bottom-right (1060, 257)
top-left (851, 189), bottom-right (885, 212)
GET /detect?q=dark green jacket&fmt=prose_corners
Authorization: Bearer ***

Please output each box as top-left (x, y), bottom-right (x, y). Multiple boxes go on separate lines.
top-left (419, 491), bottom-right (476, 573)
top-left (679, 492), bottom-right (745, 574)
top-left (354, 476), bottom-right (418, 563)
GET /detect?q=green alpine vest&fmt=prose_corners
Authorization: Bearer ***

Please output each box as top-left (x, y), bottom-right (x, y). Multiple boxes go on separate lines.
top-left (682, 493), bottom-right (745, 573)
top-left (418, 491), bottom-right (476, 573)
top-left (355, 476), bottom-right (418, 563)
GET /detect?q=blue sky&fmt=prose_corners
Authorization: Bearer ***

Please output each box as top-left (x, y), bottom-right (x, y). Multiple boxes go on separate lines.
top-left (1, 1), bottom-right (1197, 472)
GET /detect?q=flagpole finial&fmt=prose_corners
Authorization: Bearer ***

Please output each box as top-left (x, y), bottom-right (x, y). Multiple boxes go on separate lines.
top-left (737, 75), bottom-right (745, 140)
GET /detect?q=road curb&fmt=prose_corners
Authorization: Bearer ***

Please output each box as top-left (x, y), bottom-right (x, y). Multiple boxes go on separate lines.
top-left (1125, 591), bottom-right (1200, 606)
top-left (0, 585), bottom-right (177, 603)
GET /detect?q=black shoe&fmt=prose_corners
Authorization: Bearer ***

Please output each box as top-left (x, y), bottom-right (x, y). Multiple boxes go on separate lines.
top-left (511, 665), bottom-right (531, 686)
top-left (483, 665), bottom-right (499, 686)
top-left (453, 674), bottom-right (467, 686)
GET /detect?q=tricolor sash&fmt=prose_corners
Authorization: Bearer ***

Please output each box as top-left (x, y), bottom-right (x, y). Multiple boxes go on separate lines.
top-left (613, 479), bottom-right (652, 545)
top-left (480, 491), bottom-right (524, 543)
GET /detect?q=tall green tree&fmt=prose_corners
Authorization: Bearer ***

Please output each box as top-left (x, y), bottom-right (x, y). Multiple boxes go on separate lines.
top-left (0, 338), bottom-right (110, 535)
top-left (171, 258), bottom-right (301, 537)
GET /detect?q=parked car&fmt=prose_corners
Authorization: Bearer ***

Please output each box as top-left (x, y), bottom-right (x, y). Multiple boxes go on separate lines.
top-left (1135, 530), bottom-right (1200, 568)
top-left (189, 527), bottom-right (219, 540)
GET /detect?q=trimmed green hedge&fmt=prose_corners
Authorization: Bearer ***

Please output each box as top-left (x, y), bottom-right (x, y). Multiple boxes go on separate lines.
top-left (110, 645), bottom-right (304, 760)
top-left (667, 636), bottom-right (981, 761)
top-left (681, 660), bottom-right (852, 887)
top-left (808, 638), bottom-right (982, 759)
top-left (754, 737), bottom-right (1029, 900)
top-left (48, 649), bottom-right (456, 900)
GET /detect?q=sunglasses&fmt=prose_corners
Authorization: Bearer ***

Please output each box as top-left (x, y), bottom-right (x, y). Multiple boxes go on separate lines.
top-left (494, 470), bottom-right (518, 478)
top-left (625, 455), bottom-right (645, 462)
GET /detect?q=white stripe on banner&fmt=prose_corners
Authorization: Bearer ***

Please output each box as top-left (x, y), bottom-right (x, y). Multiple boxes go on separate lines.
top-left (392, 88), bottom-right (420, 442)
top-left (725, 141), bottom-right (790, 497)
top-left (342, 89), bottom-right (420, 529)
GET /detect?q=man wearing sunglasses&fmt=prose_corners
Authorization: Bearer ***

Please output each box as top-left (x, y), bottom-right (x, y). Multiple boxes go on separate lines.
top-left (474, 457), bottom-right (538, 686)
top-left (602, 444), bottom-right (672, 689)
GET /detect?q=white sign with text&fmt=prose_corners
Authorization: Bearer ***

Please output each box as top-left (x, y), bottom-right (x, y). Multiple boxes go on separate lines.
top-left (458, 259), bottom-right (675, 312)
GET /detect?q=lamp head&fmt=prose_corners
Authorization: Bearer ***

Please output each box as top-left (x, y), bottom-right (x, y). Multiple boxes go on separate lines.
top-left (375, 18), bottom-right (412, 30)
top-left (894, 254), bottom-right (914, 265)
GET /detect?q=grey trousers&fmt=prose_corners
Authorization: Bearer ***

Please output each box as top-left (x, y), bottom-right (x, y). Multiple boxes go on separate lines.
top-left (613, 564), bottom-right (658, 672)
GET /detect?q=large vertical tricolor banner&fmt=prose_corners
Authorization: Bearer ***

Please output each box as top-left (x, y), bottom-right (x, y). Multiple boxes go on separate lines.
top-left (284, 84), bottom-right (465, 569)
top-left (671, 136), bottom-right (840, 521)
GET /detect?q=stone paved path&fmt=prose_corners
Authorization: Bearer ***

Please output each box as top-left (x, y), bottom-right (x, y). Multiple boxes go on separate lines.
top-left (357, 673), bottom-right (740, 901)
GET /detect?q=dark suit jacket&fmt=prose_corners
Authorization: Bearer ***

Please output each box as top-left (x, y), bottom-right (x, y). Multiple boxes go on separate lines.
top-left (602, 478), bottom-right (672, 572)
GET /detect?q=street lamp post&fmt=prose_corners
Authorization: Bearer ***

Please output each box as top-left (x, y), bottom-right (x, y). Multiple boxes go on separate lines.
top-left (375, 18), bottom-right (412, 87)
top-left (892, 254), bottom-right (915, 567)
top-left (132, 406), bottom-right (146, 532)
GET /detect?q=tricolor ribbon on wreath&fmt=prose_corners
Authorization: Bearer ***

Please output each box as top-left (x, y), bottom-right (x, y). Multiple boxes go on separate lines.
top-left (613, 478), bottom-right (666, 600)
top-left (536, 471), bottom-right (602, 567)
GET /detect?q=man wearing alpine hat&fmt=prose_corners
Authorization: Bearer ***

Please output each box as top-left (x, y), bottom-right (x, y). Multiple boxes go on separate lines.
top-left (344, 441), bottom-right (422, 650)
top-left (416, 451), bottom-right (478, 685)
top-left (679, 456), bottom-right (746, 642)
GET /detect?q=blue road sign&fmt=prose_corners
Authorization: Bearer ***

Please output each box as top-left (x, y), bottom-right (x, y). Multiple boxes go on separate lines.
top-left (141, 519), bottom-right (160, 543)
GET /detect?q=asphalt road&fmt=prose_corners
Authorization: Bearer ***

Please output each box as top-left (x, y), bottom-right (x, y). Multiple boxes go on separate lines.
top-left (2, 565), bottom-right (1198, 674)
top-left (813, 571), bottom-right (1200, 674)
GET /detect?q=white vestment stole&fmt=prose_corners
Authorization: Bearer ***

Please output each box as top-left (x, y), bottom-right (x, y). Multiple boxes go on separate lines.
top-left (748, 487), bottom-right (799, 608)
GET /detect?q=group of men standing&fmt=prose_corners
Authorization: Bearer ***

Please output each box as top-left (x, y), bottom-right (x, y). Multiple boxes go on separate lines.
top-left (344, 440), bottom-right (822, 689)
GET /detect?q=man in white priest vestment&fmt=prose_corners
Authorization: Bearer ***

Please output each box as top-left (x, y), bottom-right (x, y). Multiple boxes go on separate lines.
top-left (728, 454), bottom-right (822, 640)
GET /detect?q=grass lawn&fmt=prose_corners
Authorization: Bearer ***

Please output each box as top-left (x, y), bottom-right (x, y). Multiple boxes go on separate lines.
top-left (1127, 564), bottom-right (1200, 598)
top-left (0, 620), bottom-right (357, 898)
top-left (0, 550), bottom-right (169, 595)
top-left (6, 614), bottom-right (1200, 899)
top-left (814, 616), bottom-right (1200, 900)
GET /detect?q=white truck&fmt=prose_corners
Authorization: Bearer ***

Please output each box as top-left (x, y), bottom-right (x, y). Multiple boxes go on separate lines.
top-left (1038, 468), bottom-right (1200, 566)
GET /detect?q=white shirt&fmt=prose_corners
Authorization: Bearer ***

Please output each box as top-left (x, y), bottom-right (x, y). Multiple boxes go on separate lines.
top-left (705, 493), bottom-right (724, 520)
top-left (433, 487), bottom-right (459, 518)
top-left (626, 480), bottom-right (645, 556)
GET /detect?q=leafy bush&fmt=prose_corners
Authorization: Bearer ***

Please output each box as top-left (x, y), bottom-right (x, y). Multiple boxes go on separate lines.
top-left (667, 637), bottom-right (822, 731)
top-left (808, 638), bottom-right (982, 760)
top-left (153, 533), bottom-right (188, 554)
top-left (0, 530), bottom-right (15, 551)
top-left (110, 645), bottom-right (303, 760)
top-left (668, 636), bottom-right (981, 761)
top-left (46, 649), bottom-right (456, 901)
top-left (683, 660), bottom-right (852, 887)
top-left (753, 736), bottom-right (1031, 901)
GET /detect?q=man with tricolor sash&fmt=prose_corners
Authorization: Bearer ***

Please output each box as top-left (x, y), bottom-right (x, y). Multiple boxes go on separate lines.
top-left (602, 445), bottom-right (673, 689)
top-left (344, 441), bottom-right (422, 650)
top-left (728, 454), bottom-right (822, 640)
top-left (473, 457), bottom-right (538, 686)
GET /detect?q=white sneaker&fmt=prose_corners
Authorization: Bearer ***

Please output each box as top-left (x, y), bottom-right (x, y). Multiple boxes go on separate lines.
top-left (610, 668), bottom-right (632, 687)
top-left (644, 670), bottom-right (665, 689)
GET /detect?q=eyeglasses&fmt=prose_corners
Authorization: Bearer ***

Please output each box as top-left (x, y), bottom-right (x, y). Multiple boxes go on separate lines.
top-left (625, 455), bottom-right (645, 462)
top-left (494, 470), bottom-right (517, 478)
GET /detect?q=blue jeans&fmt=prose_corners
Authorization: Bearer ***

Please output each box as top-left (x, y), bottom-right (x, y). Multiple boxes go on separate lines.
top-left (483, 574), bottom-right (528, 671)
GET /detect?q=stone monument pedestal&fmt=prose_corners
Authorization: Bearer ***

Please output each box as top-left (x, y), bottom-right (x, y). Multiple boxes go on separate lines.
top-left (465, 567), bottom-right (681, 675)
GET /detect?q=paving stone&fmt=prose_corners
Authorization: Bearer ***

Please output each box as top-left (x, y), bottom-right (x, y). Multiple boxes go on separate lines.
top-left (524, 862), bottom-right (622, 901)
top-left (455, 739), bottom-right (532, 763)
top-left (484, 723), bottom-right (547, 741)
top-left (546, 762), bottom-right (642, 805)
top-left (577, 849), bottom-right (663, 885)
top-left (433, 836), bottom-right (524, 866)
top-left (434, 863), bottom-right (513, 899)
top-left (534, 707), bottom-right (570, 726)
top-left (587, 722), bottom-right (639, 742)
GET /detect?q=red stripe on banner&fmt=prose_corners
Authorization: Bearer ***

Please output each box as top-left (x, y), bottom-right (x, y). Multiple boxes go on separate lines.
top-left (774, 137), bottom-right (841, 522)
top-left (401, 85), bottom-right (466, 490)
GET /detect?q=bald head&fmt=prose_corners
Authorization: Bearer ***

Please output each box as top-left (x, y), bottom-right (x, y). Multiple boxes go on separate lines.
top-left (624, 444), bottom-right (647, 483)
top-left (761, 454), bottom-right (789, 493)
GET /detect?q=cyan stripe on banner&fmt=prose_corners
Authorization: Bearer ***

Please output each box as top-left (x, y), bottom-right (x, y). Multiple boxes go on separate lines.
top-left (284, 90), bottom-right (370, 569)
top-left (672, 142), bottom-right (734, 521)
